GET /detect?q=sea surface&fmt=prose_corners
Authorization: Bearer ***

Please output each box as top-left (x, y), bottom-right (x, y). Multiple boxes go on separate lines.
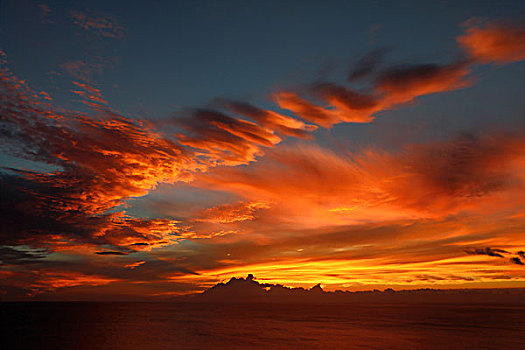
top-left (2, 302), bottom-right (525, 349)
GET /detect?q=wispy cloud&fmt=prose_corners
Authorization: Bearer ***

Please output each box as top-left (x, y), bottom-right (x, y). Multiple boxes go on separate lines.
top-left (196, 131), bottom-right (525, 224)
top-left (464, 247), bottom-right (509, 258)
top-left (194, 201), bottom-right (270, 224)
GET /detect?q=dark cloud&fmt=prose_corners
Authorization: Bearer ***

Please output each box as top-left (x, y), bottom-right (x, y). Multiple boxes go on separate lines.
top-left (0, 56), bottom-right (313, 251)
top-left (374, 60), bottom-right (471, 104)
top-left (0, 172), bottom-right (95, 245)
top-left (348, 48), bottom-right (389, 81)
top-left (224, 100), bottom-right (317, 138)
top-left (312, 83), bottom-right (379, 111)
top-left (274, 91), bottom-right (342, 127)
top-left (171, 108), bottom-right (281, 166)
top-left (0, 171), bottom-right (180, 249)
top-left (0, 65), bottom-right (191, 249)
top-left (276, 58), bottom-right (471, 128)
top-left (0, 246), bottom-right (48, 265)
top-left (95, 251), bottom-right (128, 256)
top-left (510, 257), bottom-right (524, 265)
top-left (182, 109), bottom-right (279, 146)
top-left (404, 133), bottom-right (521, 201)
top-left (464, 247), bottom-right (509, 258)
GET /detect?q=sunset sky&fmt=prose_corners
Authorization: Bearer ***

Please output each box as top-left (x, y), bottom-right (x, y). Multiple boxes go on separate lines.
top-left (1, 0), bottom-right (525, 300)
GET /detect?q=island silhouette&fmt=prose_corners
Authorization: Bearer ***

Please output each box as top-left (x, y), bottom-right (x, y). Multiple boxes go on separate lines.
top-left (178, 274), bottom-right (525, 304)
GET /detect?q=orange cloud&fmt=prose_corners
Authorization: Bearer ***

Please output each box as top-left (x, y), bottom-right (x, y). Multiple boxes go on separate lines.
top-left (196, 131), bottom-right (525, 227)
top-left (458, 20), bottom-right (525, 63)
top-left (161, 129), bottom-right (524, 293)
top-left (275, 62), bottom-right (471, 128)
top-left (225, 101), bottom-right (318, 138)
top-left (195, 201), bottom-right (270, 224)
top-left (273, 20), bottom-right (525, 129)
top-left (174, 109), bottom-right (286, 166)
top-left (160, 208), bottom-right (525, 292)
top-left (274, 89), bottom-right (378, 128)
top-left (36, 272), bottom-right (120, 289)
top-left (375, 61), bottom-right (472, 105)
top-left (0, 64), bottom-right (194, 250)
top-left (124, 261), bottom-right (146, 269)
top-left (71, 81), bottom-right (108, 106)
top-left (274, 91), bottom-right (341, 127)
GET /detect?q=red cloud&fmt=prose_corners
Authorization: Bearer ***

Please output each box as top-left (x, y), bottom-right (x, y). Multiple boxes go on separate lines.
top-left (225, 101), bottom-right (318, 138)
top-left (458, 20), bottom-right (525, 63)
top-left (124, 261), bottom-right (146, 269)
top-left (375, 61), bottom-right (472, 105)
top-left (275, 62), bottom-right (471, 128)
top-left (36, 271), bottom-right (120, 289)
top-left (195, 201), bottom-right (270, 224)
top-left (160, 96), bottom-right (320, 169)
top-left (0, 64), bottom-right (193, 249)
top-left (71, 81), bottom-right (108, 106)
top-left (196, 132), bottom-right (525, 223)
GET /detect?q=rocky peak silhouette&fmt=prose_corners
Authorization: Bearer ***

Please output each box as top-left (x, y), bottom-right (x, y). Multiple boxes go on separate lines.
top-left (186, 275), bottom-right (525, 304)
top-left (199, 275), bottom-right (323, 302)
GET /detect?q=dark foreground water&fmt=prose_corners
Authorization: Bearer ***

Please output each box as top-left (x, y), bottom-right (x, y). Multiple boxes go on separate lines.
top-left (2, 302), bottom-right (525, 349)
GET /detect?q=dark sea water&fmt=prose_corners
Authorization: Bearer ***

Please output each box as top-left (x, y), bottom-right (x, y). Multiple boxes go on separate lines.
top-left (2, 302), bottom-right (524, 349)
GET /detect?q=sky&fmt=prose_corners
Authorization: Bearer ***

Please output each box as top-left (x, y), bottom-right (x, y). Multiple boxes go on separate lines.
top-left (1, 0), bottom-right (525, 300)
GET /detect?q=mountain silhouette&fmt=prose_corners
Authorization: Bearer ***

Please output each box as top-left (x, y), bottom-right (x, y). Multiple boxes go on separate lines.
top-left (178, 275), bottom-right (525, 304)
top-left (198, 274), bottom-right (326, 302)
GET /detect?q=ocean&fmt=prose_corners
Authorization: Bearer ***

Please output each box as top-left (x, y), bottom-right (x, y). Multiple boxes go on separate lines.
top-left (2, 302), bottom-right (524, 349)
